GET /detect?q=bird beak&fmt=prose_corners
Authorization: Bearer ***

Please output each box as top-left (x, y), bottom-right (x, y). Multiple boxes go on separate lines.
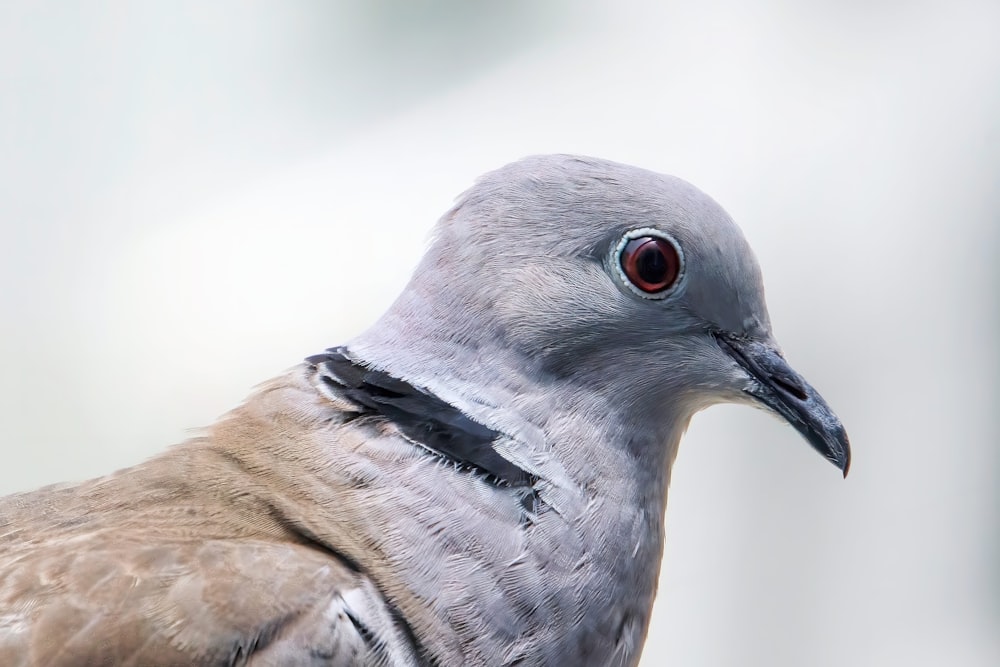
top-left (715, 333), bottom-right (851, 477)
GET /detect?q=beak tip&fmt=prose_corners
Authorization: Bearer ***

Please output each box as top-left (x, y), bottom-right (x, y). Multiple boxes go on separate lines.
top-left (832, 431), bottom-right (851, 478)
top-left (809, 417), bottom-right (851, 480)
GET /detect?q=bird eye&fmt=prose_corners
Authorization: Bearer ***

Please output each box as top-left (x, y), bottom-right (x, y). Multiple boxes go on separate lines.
top-left (614, 229), bottom-right (683, 298)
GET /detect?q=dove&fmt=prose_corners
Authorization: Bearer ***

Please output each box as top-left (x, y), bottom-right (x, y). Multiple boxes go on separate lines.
top-left (0, 155), bottom-right (850, 666)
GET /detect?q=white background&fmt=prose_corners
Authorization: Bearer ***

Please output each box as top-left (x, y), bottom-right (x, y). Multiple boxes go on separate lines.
top-left (1, 2), bottom-right (997, 665)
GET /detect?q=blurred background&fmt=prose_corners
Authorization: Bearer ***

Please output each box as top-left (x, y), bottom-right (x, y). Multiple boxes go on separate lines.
top-left (1, 1), bottom-right (997, 664)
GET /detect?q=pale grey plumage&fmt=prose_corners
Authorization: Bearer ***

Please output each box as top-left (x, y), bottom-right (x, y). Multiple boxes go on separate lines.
top-left (0, 154), bottom-right (849, 666)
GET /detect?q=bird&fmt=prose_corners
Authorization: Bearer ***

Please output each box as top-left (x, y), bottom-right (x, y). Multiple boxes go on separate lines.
top-left (0, 154), bottom-right (850, 666)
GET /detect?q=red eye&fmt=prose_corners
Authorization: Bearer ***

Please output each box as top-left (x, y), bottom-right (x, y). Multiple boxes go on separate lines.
top-left (619, 235), bottom-right (681, 294)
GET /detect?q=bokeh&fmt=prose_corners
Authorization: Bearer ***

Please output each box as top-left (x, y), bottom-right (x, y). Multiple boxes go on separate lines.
top-left (2, 1), bottom-right (997, 664)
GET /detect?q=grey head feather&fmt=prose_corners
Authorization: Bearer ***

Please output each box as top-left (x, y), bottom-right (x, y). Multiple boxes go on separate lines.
top-left (346, 155), bottom-right (785, 484)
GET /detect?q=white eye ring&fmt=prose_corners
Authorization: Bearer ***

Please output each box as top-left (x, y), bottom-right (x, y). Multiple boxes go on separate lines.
top-left (612, 228), bottom-right (686, 299)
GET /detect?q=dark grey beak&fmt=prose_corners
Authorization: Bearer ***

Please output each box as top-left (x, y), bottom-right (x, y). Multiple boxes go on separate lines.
top-left (716, 333), bottom-right (851, 477)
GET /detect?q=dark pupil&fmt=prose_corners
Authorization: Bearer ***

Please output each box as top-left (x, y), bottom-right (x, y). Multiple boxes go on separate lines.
top-left (637, 244), bottom-right (667, 284)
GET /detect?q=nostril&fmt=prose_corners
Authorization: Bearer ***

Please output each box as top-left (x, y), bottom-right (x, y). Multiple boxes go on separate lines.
top-left (771, 374), bottom-right (808, 401)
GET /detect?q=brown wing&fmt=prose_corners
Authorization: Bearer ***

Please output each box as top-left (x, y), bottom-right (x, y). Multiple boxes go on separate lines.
top-left (0, 534), bottom-right (419, 666)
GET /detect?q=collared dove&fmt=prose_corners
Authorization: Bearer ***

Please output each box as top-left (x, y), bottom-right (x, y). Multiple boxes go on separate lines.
top-left (0, 155), bottom-right (850, 666)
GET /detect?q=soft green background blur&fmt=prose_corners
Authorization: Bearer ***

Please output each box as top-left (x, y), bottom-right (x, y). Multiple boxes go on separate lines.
top-left (2, 2), bottom-right (997, 665)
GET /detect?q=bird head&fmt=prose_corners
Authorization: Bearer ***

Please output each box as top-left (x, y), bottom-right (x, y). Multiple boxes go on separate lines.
top-left (351, 154), bottom-right (850, 478)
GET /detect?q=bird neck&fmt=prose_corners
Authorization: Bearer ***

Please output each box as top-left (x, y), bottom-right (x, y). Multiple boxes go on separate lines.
top-left (346, 303), bottom-right (688, 511)
top-left (249, 315), bottom-right (694, 665)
